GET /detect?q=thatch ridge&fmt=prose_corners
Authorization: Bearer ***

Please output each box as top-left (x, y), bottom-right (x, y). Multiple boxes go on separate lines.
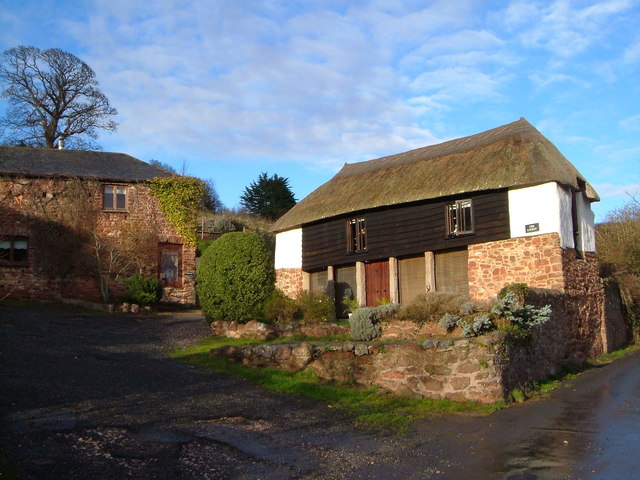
top-left (273, 118), bottom-right (598, 232)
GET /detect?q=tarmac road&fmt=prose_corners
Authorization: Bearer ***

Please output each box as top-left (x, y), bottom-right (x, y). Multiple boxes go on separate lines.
top-left (1, 303), bottom-right (639, 479)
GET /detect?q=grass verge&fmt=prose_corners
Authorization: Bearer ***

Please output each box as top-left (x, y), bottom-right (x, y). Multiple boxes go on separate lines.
top-left (170, 336), bottom-right (503, 433)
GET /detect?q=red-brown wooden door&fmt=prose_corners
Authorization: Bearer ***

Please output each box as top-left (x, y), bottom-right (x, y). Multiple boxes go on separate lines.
top-left (365, 260), bottom-right (389, 306)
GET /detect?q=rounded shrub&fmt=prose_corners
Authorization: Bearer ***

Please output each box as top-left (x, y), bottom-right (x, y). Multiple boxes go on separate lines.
top-left (349, 307), bottom-right (382, 341)
top-left (197, 232), bottom-right (275, 322)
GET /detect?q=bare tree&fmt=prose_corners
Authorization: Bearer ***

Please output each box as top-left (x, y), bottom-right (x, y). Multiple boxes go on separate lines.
top-left (0, 46), bottom-right (117, 149)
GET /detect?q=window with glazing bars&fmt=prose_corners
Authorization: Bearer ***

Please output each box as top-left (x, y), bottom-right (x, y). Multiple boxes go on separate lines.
top-left (446, 199), bottom-right (473, 236)
top-left (103, 185), bottom-right (127, 210)
top-left (0, 236), bottom-right (28, 265)
top-left (347, 218), bottom-right (367, 253)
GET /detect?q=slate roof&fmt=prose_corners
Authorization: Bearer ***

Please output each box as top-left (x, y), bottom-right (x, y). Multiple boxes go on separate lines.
top-left (273, 118), bottom-right (599, 232)
top-left (0, 146), bottom-right (173, 182)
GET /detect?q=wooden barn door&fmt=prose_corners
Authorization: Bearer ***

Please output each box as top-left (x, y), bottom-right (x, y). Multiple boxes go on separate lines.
top-left (365, 260), bottom-right (389, 306)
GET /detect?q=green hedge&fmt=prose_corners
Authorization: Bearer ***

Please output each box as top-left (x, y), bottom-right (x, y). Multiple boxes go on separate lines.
top-left (197, 232), bottom-right (274, 322)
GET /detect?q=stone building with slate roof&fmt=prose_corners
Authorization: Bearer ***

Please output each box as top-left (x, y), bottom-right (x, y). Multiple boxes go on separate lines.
top-left (0, 146), bottom-right (196, 305)
top-left (272, 119), bottom-right (617, 355)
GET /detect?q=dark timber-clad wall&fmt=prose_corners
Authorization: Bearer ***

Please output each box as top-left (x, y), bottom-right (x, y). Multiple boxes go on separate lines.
top-left (302, 190), bottom-right (510, 271)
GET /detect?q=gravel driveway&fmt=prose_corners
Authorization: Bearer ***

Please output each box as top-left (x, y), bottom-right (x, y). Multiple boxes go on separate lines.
top-left (0, 304), bottom-right (448, 479)
top-left (3, 303), bottom-right (640, 479)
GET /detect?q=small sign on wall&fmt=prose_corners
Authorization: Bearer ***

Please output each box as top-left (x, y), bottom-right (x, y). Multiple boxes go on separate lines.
top-left (185, 271), bottom-right (195, 280)
top-left (525, 223), bottom-right (540, 233)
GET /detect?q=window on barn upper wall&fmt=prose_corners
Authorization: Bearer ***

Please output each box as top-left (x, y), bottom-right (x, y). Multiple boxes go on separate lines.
top-left (446, 199), bottom-right (473, 237)
top-left (347, 218), bottom-right (367, 253)
top-left (103, 185), bottom-right (128, 211)
top-left (0, 236), bottom-right (29, 266)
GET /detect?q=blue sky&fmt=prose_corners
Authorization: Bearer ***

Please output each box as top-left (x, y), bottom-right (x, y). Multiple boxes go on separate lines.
top-left (1, 0), bottom-right (638, 221)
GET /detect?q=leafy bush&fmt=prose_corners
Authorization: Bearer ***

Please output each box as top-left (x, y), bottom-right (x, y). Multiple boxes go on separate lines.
top-left (398, 292), bottom-right (473, 324)
top-left (439, 313), bottom-right (460, 331)
top-left (469, 314), bottom-right (494, 337)
top-left (595, 199), bottom-right (640, 341)
top-left (596, 200), bottom-right (640, 276)
top-left (122, 273), bottom-right (163, 307)
top-left (349, 307), bottom-right (382, 341)
top-left (296, 290), bottom-right (334, 324)
top-left (196, 240), bottom-right (213, 257)
top-left (197, 232), bottom-right (274, 323)
top-left (438, 286), bottom-right (552, 338)
top-left (498, 283), bottom-right (530, 305)
top-left (459, 301), bottom-right (476, 316)
top-left (375, 303), bottom-right (401, 320)
top-left (491, 292), bottom-right (520, 322)
top-left (264, 290), bottom-right (302, 323)
top-left (342, 296), bottom-right (359, 313)
top-left (491, 292), bottom-right (551, 328)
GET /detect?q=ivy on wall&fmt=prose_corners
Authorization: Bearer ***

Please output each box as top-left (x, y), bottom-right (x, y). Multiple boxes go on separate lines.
top-left (148, 176), bottom-right (204, 247)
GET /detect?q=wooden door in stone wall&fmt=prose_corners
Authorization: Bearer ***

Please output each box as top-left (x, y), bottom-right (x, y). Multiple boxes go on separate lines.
top-left (365, 260), bottom-right (389, 306)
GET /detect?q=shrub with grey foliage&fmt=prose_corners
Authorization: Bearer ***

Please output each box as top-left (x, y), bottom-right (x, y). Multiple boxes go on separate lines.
top-left (439, 313), bottom-right (460, 331)
top-left (376, 303), bottom-right (401, 320)
top-left (349, 307), bottom-right (382, 341)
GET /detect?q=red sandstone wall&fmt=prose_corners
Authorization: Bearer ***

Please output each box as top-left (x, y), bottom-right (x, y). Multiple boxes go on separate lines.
top-left (275, 267), bottom-right (304, 298)
top-left (0, 176), bottom-right (196, 304)
top-left (468, 233), bottom-right (611, 361)
top-left (468, 233), bottom-right (565, 300)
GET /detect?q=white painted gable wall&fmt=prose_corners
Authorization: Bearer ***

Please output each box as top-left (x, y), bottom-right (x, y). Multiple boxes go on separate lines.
top-left (508, 182), bottom-right (596, 252)
top-left (274, 227), bottom-right (303, 269)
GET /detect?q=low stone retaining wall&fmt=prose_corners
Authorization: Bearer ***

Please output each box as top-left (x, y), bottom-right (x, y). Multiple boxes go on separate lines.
top-left (210, 334), bottom-right (504, 404)
top-left (210, 320), bottom-right (349, 341)
top-left (211, 319), bottom-right (445, 341)
top-left (379, 320), bottom-right (444, 340)
top-left (208, 284), bottom-right (631, 403)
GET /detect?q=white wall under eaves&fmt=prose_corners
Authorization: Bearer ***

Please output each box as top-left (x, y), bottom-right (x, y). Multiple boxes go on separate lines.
top-left (508, 182), bottom-right (596, 252)
top-left (274, 228), bottom-right (303, 269)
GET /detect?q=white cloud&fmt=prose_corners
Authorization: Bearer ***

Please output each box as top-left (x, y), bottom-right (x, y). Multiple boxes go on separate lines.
top-left (499, 0), bottom-right (635, 58)
top-left (623, 37), bottom-right (640, 64)
top-left (620, 115), bottom-right (640, 132)
top-left (593, 182), bottom-right (640, 199)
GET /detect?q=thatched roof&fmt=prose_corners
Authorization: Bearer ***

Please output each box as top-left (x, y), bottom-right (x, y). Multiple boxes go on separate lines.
top-left (0, 146), bottom-right (173, 182)
top-left (273, 118), bottom-right (599, 232)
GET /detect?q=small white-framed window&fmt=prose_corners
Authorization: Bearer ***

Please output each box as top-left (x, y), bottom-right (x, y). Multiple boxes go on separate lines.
top-left (103, 185), bottom-right (127, 211)
top-left (446, 199), bottom-right (473, 236)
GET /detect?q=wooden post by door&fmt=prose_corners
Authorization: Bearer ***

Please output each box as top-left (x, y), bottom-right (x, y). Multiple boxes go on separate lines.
top-left (365, 260), bottom-right (389, 306)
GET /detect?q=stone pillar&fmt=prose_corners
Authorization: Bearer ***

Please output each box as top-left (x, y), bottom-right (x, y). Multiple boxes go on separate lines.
top-left (303, 271), bottom-right (311, 291)
top-left (389, 257), bottom-right (399, 304)
top-left (356, 261), bottom-right (366, 307)
top-left (327, 266), bottom-right (336, 322)
top-left (425, 251), bottom-right (436, 293)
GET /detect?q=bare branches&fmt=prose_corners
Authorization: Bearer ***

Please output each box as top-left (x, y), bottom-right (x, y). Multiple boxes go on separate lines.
top-left (0, 46), bottom-right (117, 149)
